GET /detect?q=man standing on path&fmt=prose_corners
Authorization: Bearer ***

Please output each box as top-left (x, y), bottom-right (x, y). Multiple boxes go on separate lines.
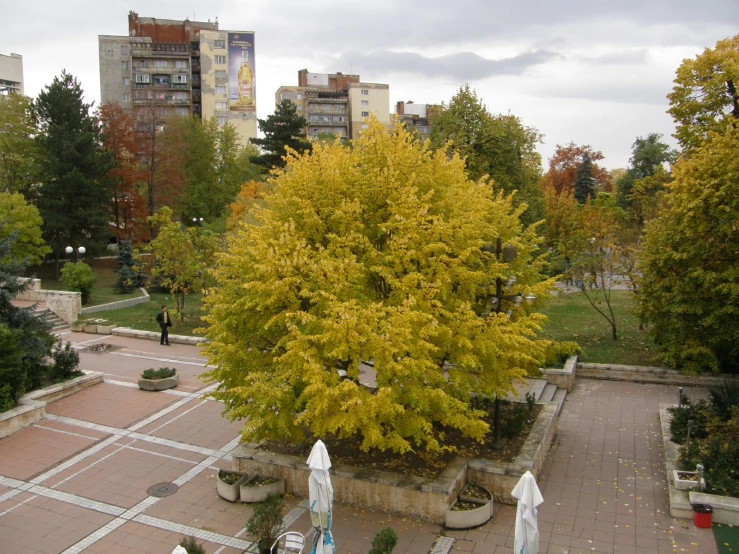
top-left (156, 305), bottom-right (172, 345)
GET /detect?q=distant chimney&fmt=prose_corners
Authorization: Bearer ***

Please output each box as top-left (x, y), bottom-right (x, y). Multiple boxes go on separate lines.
top-left (298, 69), bottom-right (308, 87)
top-left (396, 101), bottom-right (405, 115)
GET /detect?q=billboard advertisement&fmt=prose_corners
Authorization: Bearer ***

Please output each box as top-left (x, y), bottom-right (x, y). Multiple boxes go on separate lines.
top-left (227, 32), bottom-right (256, 111)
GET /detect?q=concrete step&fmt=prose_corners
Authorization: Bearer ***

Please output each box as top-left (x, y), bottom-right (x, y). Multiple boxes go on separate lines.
top-left (539, 383), bottom-right (557, 403)
top-left (552, 389), bottom-right (567, 414)
top-left (528, 379), bottom-right (547, 401)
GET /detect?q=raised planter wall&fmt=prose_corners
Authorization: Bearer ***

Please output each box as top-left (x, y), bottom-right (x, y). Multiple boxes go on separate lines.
top-left (240, 477), bottom-right (286, 503)
top-left (0, 371), bottom-right (103, 439)
top-left (138, 374), bottom-right (179, 391)
top-left (112, 327), bottom-right (205, 345)
top-left (581, 364), bottom-right (737, 387)
top-left (542, 355), bottom-right (577, 392)
top-left (467, 402), bottom-right (558, 505)
top-left (233, 447), bottom-right (467, 524)
top-left (81, 288), bottom-right (149, 315)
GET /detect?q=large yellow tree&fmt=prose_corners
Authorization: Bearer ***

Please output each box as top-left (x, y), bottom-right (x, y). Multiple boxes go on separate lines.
top-left (202, 120), bottom-right (559, 453)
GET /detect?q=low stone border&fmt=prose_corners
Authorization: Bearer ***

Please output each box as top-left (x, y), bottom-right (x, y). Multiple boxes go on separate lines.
top-left (0, 371), bottom-right (104, 439)
top-left (580, 363), bottom-right (736, 387)
top-left (659, 405), bottom-right (739, 525)
top-left (81, 287), bottom-right (150, 315)
top-left (541, 355), bottom-right (577, 392)
top-left (111, 327), bottom-right (205, 345)
top-left (231, 400), bottom-right (559, 522)
top-left (467, 402), bottom-right (558, 505)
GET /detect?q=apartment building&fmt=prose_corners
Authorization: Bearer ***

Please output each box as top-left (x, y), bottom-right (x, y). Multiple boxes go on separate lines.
top-left (276, 69), bottom-right (389, 141)
top-left (395, 101), bottom-right (435, 139)
top-left (99, 11), bottom-right (257, 145)
top-left (0, 53), bottom-right (24, 95)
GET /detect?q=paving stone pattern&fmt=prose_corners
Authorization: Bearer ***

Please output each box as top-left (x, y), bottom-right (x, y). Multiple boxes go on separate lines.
top-left (0, 331), bottom-right (720, 553)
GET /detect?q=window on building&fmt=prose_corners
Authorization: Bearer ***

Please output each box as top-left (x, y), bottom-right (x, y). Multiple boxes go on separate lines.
top-left (361, 100), bottom-right (369, 107)
top-left (172, 74), bottom-right (188, 84)
top-left (153, 75), bottom-right (169, 87)
top-left (216, 85), bottom-right (227, 95)
top-left (134, 73), bottom-right (150, 84)
top-left (296, 104), bottom-right (302, 111)
top-left (176, 107), bottom-right (190, 116)
top-left (215, 55), bottom-right (226, 64)
top-left (361, 89), bottom-right (369, 96)
top-left (215, 70), bottom-right (227, 79)
top-left (297, 93), bottom-right (302, 100)
top-left (136, 60), bottom-right (146, 68)
top-left (361, 123), bottom-right (368, 130)
top-left (152, 60), bottom-right (168, 69)
top-left (216, 101), bottom-right (228, 110)
top-left (313, 128), bottom-right (319, 133)
top-left (121, 61), bottom-right (129, 71)
top-left (173, 60), bottom-right (188, 69)
top-left (361, 111), bottom-right (369, 117)
top-left (217, 116), bottom-right (228, 125)
top-left (214, 40), bottom-right (225, 48)
top-left (123, 93), bottom-right (130, 103)
top-left (122, 77), bottom-right (130, 86)
top-left (120, 45), bottom-right (129, 55)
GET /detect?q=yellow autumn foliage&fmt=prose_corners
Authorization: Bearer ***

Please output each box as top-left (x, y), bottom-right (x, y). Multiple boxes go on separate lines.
top-left (202, 117), bottom-right (560, 453)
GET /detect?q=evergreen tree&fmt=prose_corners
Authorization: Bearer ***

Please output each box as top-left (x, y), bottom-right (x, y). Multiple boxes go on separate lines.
top-left (249, 100), bottom-right (311, 170)
top-left (0, 229), bottom-right (55, 408)
top-left (34, 72), bottom-right (114, 276)
top-left (115, 240), bottom-right (137, 293)
top-left (573, 153), bottom-right (595, 204)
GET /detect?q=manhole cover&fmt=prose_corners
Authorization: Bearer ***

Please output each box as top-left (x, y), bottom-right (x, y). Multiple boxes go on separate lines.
top-left (148, 482), bottom-right (179, 498)
top-left (84, 343), bottom-right (122, 353)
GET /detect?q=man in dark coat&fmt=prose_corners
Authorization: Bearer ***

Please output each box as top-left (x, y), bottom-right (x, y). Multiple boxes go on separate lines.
top-left (155, 305), bottom-right (172, 345)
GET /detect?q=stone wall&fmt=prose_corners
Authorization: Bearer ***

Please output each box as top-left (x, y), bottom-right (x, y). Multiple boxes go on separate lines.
top-left (542, 355), bottom-right (578, 392)
top-left (17, 278), bottom-right (81, 324)
top-left (232, 446), bottom-right (467, 524)
top-left (81, 287), bottom-right (149, 315)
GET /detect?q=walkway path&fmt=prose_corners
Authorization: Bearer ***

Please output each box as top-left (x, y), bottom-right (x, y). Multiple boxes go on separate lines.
top-left (0, 332), bottom-right (718, 553)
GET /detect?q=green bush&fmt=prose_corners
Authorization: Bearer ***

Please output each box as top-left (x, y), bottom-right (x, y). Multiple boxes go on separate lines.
top-left (246, 493), bottom-right (283, 554)
top-left (709, 379), bottom-right (739, 420)
top-left (50, 340), bottom-right (81, 380)
top-left (141, 367), bottom-right (177, 380)
top-left (115, 240), bottom-right (138, 293)
top-left (501, 401), bottom-right (530, 439)
top-left (668, 397), bottom-right (710, 443)
top-left (369, 528), bottom-right (398, 554)
top-left (60, 261), bottom-right (97, 304)
top-left (179, 536), bottom-right (206, 554)
top-left (0, 382), bottom-right (15, 412)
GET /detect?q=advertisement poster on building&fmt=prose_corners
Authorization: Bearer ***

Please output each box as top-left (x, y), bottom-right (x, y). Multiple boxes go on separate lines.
top-left (228, 33), bottom-right (256, 111)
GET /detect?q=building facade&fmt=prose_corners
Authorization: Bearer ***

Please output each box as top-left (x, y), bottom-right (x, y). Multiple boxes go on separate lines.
top-left (0, 53), bottom-right (24, 95)
top-left (99, 11), bottom-right (257, 145)
top-left (276, 69), bottom-right (389, 141)
top-left (394, 101), bottom-right (434, 139)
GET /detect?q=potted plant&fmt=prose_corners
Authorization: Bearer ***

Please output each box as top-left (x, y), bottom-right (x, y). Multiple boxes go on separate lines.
top-left (445, 482), bottom-right (494, 529)
top-left (246, 492), bottom-right (284, 554)
top-left (216, 469), bottom-right (249, 502)
top-left (138, 367), bottom-right (179, 391)
top-left (71, 319), bottom-right (85, 332)
top-left (96, 319), bottom-right (115, 335)
top-left (240, 474), bottom-right (285, 503)
top-left (83, 319), bottom-right (98, 333)
top-left (672, 470), bottom-right (706, 491)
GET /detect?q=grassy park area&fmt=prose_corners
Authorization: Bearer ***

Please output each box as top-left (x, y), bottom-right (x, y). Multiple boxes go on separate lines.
top-left (539, 289), bottom-right (661, 366)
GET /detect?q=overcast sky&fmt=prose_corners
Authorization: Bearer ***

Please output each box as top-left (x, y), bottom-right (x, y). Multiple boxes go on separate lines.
top-left (2, 0), bottom-right (738, 169)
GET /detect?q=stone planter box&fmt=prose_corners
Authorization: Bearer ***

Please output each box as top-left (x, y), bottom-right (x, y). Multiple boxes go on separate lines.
top-left (445, 483), bottom-right (493, 529)
top-left (138, 373), bottom-right (178, 391)
top-left (97, 325), bottom-right (115, 335)
top-left (217, 470), bottom-right (249, 502)
top-left (240, 476), bottom-right (286, 503)
top-left (84, 323), bottom-right (98, 333)
top-left (71, 322), bottom-right (85, 332)
top-left (672, 470), bottom-right (706, 491)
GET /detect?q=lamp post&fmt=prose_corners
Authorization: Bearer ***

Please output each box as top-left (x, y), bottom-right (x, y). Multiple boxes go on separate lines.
top-left (65, 245), bottom-right (86, 262)
top-left (192, 217), bottom-right (204, 225)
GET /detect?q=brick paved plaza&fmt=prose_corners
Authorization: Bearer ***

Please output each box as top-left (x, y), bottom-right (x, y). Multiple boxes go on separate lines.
top-left (0, 332), bottom-right (719, 553)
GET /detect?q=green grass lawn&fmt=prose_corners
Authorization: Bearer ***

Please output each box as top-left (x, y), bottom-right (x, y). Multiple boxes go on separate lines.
top-left (538, 289), bottom-right (661, 366)
top-left (89, 291), bottom-right (206, 337)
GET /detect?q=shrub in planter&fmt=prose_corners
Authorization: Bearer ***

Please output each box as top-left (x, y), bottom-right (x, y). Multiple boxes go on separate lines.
top-left (60, 261), bottom-right (96, 305)
top-left (246, 492), bottom-right (284, 554)
top-left (50, 340), bottom-right (82, 380)
top-left (141, 367), bottom-right (177, 380)
top-left (709, 379), bottom-right (739, 420)
top-left (668, 397), bottom-right (710, 443)
top-left (179, 535), bottom-right (206, 554)
top-left (369, 528), bottom-right (398, 554)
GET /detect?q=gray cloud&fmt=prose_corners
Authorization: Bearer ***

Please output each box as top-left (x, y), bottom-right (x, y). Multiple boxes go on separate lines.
top-left (325, 50), bottom-right (560, 81)
top-left (579, 49), bottom-right (651, 65)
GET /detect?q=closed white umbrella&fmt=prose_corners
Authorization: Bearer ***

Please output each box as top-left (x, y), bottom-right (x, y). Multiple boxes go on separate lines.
top-left (511, 471), bottom-right (544, 554)
top-left (307, 440), bottom-right (334, 554)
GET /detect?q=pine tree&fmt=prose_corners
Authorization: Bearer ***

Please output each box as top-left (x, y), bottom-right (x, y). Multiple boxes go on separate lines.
top-left (573, 153), bottom-right (595, 204)
top-left (115, 240), bottom-right (137, 293)
top-left (34, 72), bottom-right (114, 276)
top-left (249, 100), bottom-right (311, 170)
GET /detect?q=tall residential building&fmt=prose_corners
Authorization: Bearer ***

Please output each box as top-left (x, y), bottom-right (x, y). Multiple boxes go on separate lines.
top-left (99, 11), bottom-right (257, 145)
top-left (395, 101), bottom-right (435, 139)
top-left (0, 53), bottom-right (24, 95)
top-left (276, 69), bottom-right (389, 141)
